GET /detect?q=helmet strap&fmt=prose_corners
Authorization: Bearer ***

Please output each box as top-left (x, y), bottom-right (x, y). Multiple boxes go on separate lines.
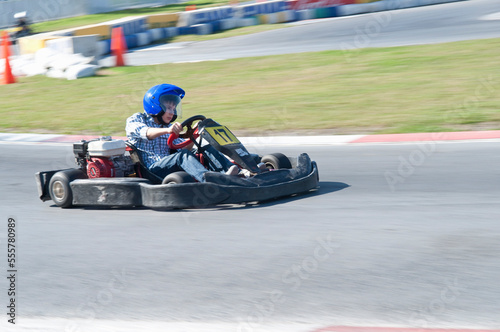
top-left (153, 111), bottom-right (169, 126)
top-left (152, 111), bottom-right (177, 127)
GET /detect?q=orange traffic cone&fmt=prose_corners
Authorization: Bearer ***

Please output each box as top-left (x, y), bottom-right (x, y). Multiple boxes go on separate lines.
top-left (2, 31), bottom-right (15, 84)
top-left (0, 32), bottom-right (3, 59)
top-left (1, 30), bottom-right (11, 59)
top-left (111, 27), bottom-right (127, 67)
top-left (3, 56), bottom-right (16, 84)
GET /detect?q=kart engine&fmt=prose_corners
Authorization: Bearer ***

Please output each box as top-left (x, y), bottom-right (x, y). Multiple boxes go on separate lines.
top-left (73, 137), bottom-right (135, 178)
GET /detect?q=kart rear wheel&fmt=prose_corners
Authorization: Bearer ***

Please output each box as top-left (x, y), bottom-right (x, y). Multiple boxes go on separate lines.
top-left (162, 171), bottom-right (196, 185)
top-left (261, 153), bottom-right (292, 170)
top-left (49, 169), bottom-right (86, 208)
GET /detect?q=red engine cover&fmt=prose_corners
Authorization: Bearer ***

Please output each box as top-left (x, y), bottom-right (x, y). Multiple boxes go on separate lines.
top-left (87, 157), bottom-right (115, 178)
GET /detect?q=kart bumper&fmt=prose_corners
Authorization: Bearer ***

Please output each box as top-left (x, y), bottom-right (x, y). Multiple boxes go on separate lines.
top-left (67, 153), bottom-right (319, 209)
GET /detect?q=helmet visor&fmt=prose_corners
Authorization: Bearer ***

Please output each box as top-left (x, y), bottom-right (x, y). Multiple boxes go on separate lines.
top-left (159, 94), bottom-right (182, 118)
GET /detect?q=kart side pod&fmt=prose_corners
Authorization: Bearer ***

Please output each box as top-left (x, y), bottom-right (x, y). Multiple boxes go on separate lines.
top-left (35, 154), bottom-right (319, 209)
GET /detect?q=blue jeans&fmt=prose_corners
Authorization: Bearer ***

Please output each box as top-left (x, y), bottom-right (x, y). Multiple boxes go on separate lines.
top-left (149, 146), bottom-right (234, 182)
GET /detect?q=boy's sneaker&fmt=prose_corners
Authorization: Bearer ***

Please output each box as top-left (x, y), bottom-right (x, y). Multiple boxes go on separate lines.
top-left (257, 162), bottom-right (269, 172)
top-left (239, 169), bottom-right (252, 178)
top-left (225, 165), bottom-right (240, 176)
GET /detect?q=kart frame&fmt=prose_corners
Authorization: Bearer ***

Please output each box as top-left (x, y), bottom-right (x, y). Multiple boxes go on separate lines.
top-left (35, 116), bottom-right (319, 209)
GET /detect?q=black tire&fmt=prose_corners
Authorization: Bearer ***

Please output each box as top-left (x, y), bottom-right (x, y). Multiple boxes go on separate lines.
top-left (162, 171), bottom-right (196, 185)
top-left (48, 169), bottom-right (86, 208)
top-left (261, 153), bottom-right (292, 170)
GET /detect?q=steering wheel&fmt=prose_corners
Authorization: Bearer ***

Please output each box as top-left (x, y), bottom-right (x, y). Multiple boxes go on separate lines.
top-left (167, 115), bottom-right (206, 150)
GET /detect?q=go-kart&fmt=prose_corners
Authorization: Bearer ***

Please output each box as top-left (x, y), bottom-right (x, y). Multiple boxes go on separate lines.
top-left (7, 12), bottom-right (33, 44)
top-left (35, 115), bottom-right (319, 209)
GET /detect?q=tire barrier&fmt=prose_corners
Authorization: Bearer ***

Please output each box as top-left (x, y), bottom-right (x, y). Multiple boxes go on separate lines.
top-left (15, 0), bottom-right (468, 58)
top-left (100, 0), bottom-right (467, 56)
top-left (237, 0), bottom-right (289, 18)
top-left (177, 6), bottom-right (235, 27)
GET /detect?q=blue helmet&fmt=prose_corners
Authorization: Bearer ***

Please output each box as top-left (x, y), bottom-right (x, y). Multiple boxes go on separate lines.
top-left (143, 84), bottom-right (185, 118)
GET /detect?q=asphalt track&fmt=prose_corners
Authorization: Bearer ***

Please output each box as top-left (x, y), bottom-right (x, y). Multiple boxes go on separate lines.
top-left (2, 0), bottom-right (500, 331)
top-left (99, 0), bottom-right (500, 66)
top-left (0, 136), bottom-right (500, 332)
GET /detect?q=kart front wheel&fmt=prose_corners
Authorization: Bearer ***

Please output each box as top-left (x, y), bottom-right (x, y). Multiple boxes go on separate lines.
top-left (261, 153), bottom-right (292, 170)
top-left (48, 169), bottom-right (86, 208)
top-left (162, 171), bottom-right (196, 185)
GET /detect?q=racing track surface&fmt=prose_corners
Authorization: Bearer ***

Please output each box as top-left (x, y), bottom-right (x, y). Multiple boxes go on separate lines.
top-left (99, 0), bottom-right (500, 66)
top-left (2, 0), bottom-right (500, 330)
top-left (0, 140), bottom-right (500, 331)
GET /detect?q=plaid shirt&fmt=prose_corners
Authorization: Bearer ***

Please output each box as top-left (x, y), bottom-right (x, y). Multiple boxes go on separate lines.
top-left (125, 112), bottom-right (185, 169)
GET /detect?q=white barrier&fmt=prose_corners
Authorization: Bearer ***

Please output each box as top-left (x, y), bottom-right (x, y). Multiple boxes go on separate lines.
top-left (383, 0), bottom-right (421, 10)
top-left (266, 13), bottom-right (279, 24)
top-left (148, 28), bottom-right (165, 41)
top-left (193, 23), bottom-right (213, 35)
top-left (337, 4), bottom-right (368, 16)
top-left (238, 17), bottom-right (259, 28)
top-left (96, 40), bottom-right (110, 57)
top-left (177, 6), bottom-right (235, 27)
top-left (220, 18), bottom-right (239, 30)
top-left (163, 27), bottom-right (179, 38)
top-left (419, 0), bottom-right (460, 4)
top-left (45, 35), bottom-right (99, 58)
top-left (236, 0), bottom-right (288, 18)
top-left (135, 32), bottom-right (150, 46)
top-left (9, 46), bottom-right (98, 79)
top-left (65, 64), bottom-right (99, 80)
top-left (13, 59), bottom-right (47, 77)
top-left (297, 9), bottom-right (316, 21)
top-left (366, 1), bottom-right (388, 12)
top-left (282, 10), bottom-right (297, 22)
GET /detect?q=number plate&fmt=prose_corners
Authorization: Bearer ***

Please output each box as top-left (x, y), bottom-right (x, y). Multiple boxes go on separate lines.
top-left (205, 126), bottom-right (240, 146)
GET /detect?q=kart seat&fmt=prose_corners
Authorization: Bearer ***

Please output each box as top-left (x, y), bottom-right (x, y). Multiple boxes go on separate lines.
top-left (125, 142), bottom-right (164, 184)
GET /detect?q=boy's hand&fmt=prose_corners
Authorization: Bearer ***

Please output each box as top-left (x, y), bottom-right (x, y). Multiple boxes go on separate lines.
top-left (170, 122), bottom-right (182, 135)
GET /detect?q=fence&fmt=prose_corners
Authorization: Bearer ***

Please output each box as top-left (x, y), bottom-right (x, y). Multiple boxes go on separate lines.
top-left (0, 0), bottom-right (178, 28)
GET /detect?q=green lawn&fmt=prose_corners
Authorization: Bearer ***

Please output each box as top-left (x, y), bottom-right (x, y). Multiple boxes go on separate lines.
top-left (1, 38), bottom-right (499, 137)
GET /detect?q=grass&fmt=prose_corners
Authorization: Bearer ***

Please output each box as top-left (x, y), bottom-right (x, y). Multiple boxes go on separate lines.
top-left (1, 38), bottom-right (500, 137)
